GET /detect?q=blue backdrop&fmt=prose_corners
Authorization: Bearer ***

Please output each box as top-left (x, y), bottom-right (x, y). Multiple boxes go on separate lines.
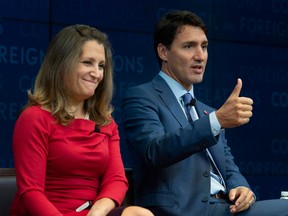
top-left (1, 0), bottom-right (288, 200)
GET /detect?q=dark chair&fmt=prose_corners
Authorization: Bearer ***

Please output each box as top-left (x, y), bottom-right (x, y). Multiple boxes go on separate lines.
top-left (0, 168), bottom-right (16, 216)
top-left (123, 167), bottom-right (134, 206)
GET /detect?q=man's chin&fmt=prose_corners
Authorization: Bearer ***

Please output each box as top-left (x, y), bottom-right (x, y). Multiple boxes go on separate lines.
top-left (191, 77), bottom-right (203, 84)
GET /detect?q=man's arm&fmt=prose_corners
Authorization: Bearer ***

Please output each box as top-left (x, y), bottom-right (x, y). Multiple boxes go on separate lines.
top-left (121, 85), bottom-right (217, 168)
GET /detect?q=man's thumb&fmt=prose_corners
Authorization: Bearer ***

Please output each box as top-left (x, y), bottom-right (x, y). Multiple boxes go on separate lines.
top-left (230, 78), bottom-right (242, 98)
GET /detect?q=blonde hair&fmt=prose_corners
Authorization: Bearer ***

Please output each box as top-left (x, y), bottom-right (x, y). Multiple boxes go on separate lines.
top-left (26, 24), bottom-right (114, 126)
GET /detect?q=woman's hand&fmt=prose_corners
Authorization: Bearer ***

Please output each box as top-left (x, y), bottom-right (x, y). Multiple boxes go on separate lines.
top-left (121, 206), bottom-right (154, 216)
top-left (87, 198), bottom-right (116, 216)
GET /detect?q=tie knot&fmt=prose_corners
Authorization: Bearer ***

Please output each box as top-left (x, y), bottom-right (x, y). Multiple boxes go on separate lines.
top-left (182, 93), bottom-right (193, 106)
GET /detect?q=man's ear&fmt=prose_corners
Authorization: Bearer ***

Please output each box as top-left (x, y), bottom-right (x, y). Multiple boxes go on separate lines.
top-left (157, 43), bottom-right (168, 62)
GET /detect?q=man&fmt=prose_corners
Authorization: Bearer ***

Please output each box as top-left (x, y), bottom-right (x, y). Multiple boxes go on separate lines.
top-left (121, 10), bottom-right (288, 215)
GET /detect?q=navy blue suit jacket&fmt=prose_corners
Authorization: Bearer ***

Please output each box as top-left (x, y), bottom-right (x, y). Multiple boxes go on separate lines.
top-left (121, 75), bottom-right (250, 216)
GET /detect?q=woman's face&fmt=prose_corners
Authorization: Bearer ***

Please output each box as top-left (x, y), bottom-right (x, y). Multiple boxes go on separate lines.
top-left (65, 40), bottom-right (105, 103)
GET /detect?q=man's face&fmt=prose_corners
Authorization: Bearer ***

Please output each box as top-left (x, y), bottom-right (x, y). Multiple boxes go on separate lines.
top-left (161, 25), bottom-right (208, 90)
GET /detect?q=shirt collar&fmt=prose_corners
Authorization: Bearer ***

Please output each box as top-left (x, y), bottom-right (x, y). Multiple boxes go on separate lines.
top-left (159, 71), bottom-right (195, 100)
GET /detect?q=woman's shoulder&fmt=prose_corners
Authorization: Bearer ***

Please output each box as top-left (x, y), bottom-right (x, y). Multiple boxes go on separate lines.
top-left (18, 105), bottom-right (54, 122)
top-left (98, 117), bottom-right (118, 135)
top-left (14, 106), bottom-right (55, 135)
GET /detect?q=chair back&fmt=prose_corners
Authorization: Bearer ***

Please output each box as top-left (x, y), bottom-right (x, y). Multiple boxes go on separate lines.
top-left (123, 168), bottom-right (134, 206)
top-left (0, 168), bottom-right (16, 216)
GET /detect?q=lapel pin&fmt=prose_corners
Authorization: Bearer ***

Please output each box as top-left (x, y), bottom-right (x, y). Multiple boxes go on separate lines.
top-left (204, 110), bottom-right (208, 115)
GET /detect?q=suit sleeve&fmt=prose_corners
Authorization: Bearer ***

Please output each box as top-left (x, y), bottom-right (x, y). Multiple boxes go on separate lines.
top-left (121, 86), bottom-right (218, 168)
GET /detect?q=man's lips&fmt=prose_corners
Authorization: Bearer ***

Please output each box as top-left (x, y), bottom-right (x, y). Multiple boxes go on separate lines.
top-left (191, 65), bottom-right (203, 73)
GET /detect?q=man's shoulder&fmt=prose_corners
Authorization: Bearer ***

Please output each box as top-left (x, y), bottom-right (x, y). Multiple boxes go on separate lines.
top-left (124, 81), bottom-right (154, 99)
top-left (130, 74), bottom-right (168, 90)
top-left (126, 76), bottom-right (160, 94)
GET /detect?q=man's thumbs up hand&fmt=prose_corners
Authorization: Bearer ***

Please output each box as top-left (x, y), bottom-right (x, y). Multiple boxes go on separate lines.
top-left (216, 79), bottom-right (253, 128)
top-left (230, 78), bottom-right (242, 98)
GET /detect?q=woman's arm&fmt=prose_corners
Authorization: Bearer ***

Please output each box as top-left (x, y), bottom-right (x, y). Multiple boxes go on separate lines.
top-left (13, 107), bottom-right (62, 215)
top-left (93, 120), bottom-right (128, 207)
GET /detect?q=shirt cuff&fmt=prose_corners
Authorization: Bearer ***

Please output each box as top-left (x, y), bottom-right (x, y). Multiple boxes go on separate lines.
top-left (209, 111), bottom-right (221, 136)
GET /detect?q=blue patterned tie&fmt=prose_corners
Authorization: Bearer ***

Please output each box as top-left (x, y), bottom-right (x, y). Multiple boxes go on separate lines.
top-left (182, 93), bottom-right (193, 123)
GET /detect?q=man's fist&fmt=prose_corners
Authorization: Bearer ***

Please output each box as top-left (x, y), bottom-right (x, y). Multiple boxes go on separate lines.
top-left (216, 78), bottom-right (253, 128)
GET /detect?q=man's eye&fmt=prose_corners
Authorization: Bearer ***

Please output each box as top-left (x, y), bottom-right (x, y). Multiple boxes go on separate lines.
top-left (202, 44), bottom-right (208, 50)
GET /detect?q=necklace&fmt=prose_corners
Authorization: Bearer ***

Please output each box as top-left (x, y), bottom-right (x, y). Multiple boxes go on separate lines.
top-left (85, 113), bottom-right (89, 120)
top-left (65, 108), bottom-right (89, 120)
top-left (65, 108), bottom-right (75, 117)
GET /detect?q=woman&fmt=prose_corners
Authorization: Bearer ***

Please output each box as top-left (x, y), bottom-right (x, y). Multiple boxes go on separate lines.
top-left (10, 24), bottom-right (153, 216)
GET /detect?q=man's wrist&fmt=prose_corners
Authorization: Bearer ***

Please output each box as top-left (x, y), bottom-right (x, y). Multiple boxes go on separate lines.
top-left (209, 111), bottom-right (221, 136)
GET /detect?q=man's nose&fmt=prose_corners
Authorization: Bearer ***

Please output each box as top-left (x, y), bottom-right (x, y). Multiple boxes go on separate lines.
top-left (194, 47), bottom-right (206, 61)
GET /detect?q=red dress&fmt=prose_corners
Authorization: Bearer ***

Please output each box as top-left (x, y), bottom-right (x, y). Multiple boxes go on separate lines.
top-left (10, 106), bottom-right (128, 216)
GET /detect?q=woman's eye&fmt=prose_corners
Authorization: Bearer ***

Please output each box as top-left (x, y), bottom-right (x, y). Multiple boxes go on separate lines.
top-left (99, 64), bottom-right (105, 70)
top-left (83, 61), bottom-right (91, 65)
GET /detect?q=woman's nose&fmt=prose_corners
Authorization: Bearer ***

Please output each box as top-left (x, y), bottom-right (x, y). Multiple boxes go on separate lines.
top-left (90, 67), bottom-right (101, 78)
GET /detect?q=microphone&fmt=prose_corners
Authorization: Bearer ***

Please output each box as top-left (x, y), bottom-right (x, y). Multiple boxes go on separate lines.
top-left (94, 125), bottom-right (100, 133)
top-left (189, 98), bottom-right (196, 106)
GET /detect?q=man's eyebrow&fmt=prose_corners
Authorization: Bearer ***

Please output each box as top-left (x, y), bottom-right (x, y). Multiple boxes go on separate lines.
top-left (184, 40), bottom-right (208, 45)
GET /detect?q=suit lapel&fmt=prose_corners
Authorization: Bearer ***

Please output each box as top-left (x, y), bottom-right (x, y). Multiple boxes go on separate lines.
top-left (152, 75), bottom-right (188, 127)
top-left (194, 100), bottom-right (208, 119)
